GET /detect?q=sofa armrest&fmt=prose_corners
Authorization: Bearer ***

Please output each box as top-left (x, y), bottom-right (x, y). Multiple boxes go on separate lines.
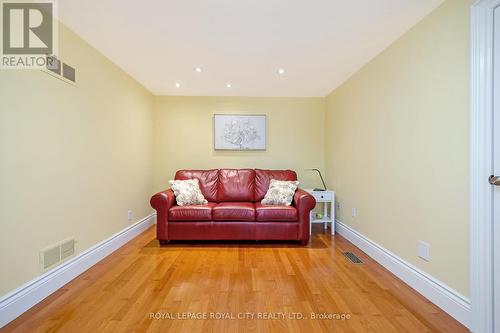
top-left (293, 188), bottom-right (316, 244)
top-left (150, 189), bottom-right (176, 241)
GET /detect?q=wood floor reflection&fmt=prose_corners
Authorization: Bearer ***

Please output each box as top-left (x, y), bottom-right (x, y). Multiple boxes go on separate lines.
top-left (2, 225), bottom-right (469, 333)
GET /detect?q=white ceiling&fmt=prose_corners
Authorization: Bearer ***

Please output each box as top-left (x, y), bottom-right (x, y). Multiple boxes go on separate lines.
top-left (59, 0), bottom-right (443, 97)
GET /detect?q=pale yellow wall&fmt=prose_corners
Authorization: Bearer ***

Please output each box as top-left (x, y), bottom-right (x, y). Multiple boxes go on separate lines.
top-left (153, 96), bottom-right (326, 192)
top-left (0, 0), bottom-right (472, 303)
top-left (0, 23), bottom-right (154, 295)
top-left (325, 0), bottom-right (472, 296)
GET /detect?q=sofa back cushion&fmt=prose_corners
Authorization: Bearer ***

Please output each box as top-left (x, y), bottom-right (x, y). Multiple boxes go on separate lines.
top-left (175, 169), bottom-right (219, 202)
top-left (218, 169), bottom-right (255, 202)
top-left (173, 169), bottom-right (297, 202)
top-left (255, 169), bottom-right (298, 201)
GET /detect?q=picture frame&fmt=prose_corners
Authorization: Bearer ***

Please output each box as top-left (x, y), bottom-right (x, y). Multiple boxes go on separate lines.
top-left (213, 114), bottom-right (267, 150)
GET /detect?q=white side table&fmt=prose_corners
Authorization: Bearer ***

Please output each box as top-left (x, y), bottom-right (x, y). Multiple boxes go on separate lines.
top-left (305, 189), bottom-right (335, 235)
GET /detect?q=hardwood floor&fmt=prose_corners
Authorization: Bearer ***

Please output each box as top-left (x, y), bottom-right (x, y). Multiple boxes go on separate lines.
top-left (2, 225), bottom-right (469, 333)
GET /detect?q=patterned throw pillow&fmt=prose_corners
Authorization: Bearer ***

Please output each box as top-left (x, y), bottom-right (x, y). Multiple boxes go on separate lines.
top-left (169, 179), bottom-right (208, 206)
top-left (261, 179), bottom-right (299, 206)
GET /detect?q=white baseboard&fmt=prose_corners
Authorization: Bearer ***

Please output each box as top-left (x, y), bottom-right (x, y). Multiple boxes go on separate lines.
top-left (0, 213), bottom-right (156, 328)
top-left (335, 220), bottom-right (471, 329)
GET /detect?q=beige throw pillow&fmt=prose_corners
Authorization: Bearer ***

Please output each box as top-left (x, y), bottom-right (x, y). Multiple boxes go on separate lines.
top-left (261, 179), bottom-right (299, 206)
top-left (169, 179), bottom-right (208, 206)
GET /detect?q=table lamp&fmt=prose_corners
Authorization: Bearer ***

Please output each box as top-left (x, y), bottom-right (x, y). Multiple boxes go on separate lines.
top-left (305, 168), bottom-right (327, 191)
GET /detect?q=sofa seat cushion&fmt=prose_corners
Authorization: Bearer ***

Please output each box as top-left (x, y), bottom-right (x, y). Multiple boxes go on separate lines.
top-left (255, 202), bottom-right (297, 222)
top-left (212, 202), bottom-right (255, 221)
top-left (169, 202), bottom-right (217, 221)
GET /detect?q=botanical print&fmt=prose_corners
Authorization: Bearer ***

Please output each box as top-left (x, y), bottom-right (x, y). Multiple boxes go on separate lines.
top-left (214, 115), bottom-right (266, 150)
top-left (223, 119), bottom-right (260, 149)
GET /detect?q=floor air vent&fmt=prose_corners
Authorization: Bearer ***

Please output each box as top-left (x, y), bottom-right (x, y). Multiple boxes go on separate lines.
top-left (342, 251), bottom-right (363, 264)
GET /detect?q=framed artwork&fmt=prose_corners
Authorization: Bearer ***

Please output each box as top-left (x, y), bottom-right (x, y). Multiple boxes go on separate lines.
top-left (213, 114), bottom-right (266, 150)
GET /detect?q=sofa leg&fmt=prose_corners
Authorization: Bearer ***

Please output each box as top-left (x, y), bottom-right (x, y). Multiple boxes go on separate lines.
top-left (159, 240), bottom-right (169, 246)
top-left (299, 239), bottom-right (308, 246)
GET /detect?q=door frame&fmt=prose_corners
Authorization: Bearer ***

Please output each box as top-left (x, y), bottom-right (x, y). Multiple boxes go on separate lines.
top-left (471, 1), bottom-right (500, 332)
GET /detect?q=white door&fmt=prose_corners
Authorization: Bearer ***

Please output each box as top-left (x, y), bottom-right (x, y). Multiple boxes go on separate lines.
top-left (493, 6), bottom-right (500, 333)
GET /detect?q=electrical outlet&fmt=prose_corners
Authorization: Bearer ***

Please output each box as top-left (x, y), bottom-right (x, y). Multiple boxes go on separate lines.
top-left (418, 240), bottom-right (430, 261)
top-left (127, 210), bottom-right (133, 221)
top-left (351, 207), bottom-right (357, 217)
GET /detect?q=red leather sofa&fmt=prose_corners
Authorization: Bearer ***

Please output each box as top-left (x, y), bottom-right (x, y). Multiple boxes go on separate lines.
top-left (150, 169), bottom-right (316, 245)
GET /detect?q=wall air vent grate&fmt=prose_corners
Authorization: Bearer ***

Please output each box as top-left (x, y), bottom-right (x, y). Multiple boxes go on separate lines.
top-left (60, 239), bottom-right (75, 261)
top-left (342, 251), bottom-right (363, 264)
top-left (41, 245), bottom-right (61, 270)
top-left (40, 238), bottom-right (76, 272)
top-left (44, 55), bottom-right (77, 85)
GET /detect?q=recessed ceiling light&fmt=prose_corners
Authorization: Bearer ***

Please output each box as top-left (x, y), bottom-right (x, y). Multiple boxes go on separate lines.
top-left (195, 67), bottom-right (202, 73)
top-left (175, 83), bottom-right (180, 88)
top-left (226, 83), bottom-right (232, 88)
top-left (277, 68), bottom-right (285, 75)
